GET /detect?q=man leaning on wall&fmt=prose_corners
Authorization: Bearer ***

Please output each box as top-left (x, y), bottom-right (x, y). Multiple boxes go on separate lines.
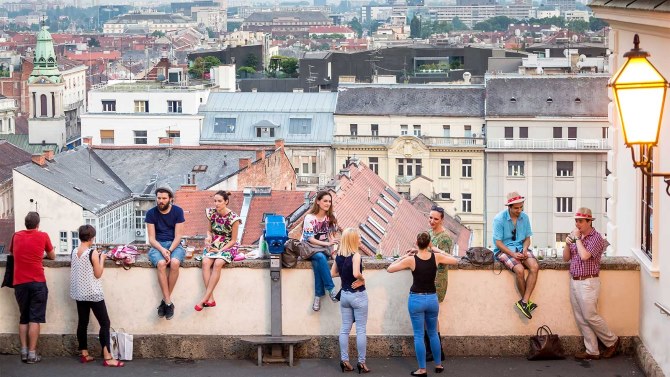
top-left (11, 212), bottom-right (56, 364)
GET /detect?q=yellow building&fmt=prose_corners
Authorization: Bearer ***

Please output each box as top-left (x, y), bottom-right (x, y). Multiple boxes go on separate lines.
top-left (333, 84), bottom-right (486, 246)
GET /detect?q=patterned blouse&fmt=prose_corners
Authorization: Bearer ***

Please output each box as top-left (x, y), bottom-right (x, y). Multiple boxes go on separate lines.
top-left (301, 213), bottom-right (332, 243)
top-left (70, 247), bottom-right (104, 302)
top-left (430, 229), bottom-right (453, 303)
top-left (205, 208), bottom-right (241, 262)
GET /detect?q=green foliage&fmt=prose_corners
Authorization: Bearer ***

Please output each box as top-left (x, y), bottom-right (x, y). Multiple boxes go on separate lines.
top-left (473, 16), bottom-right (519, 32)
top-left (420, 20), bottom-right (452, 38)
top-left (567, 19), bottom-right (589, 33)
top-left (410, 15), bottom-right (421, 38)
top-left (348, 17), bottom-right (363, 38)
top-left (451, 16), bottom-right (468, 31)
top-left (589, 17), bottom-right (608, 31)
top-left (279, 57), bottom-right (299, 77)
top-left (151, 30), bottom-right (165, 37)
top-left (525, 16), bottom-right (565, 28)
top-left (87, 37), bottom-right (100, 48)
top-left (237, 66), bottom-right (256, 77)
top-left (267, 55), bottom-right (299, 78)
top-left (310, 33), bottom-right (345, 39)
top-left (188, 56), bottom-right (222, 78)
top-left (244, 53), bottom-right (259, 69)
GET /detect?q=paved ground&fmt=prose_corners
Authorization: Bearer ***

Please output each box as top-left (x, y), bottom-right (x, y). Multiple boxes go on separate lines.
top-left (0, 355), bottom-right (644, 377)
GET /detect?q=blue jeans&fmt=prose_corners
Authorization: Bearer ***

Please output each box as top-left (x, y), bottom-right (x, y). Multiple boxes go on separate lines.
top-left (339, 290), bottom-right (368, 363)
top-left (310, 252), bottom-right (334, 296)
top-left (408, 293), bottom-right (441, 369)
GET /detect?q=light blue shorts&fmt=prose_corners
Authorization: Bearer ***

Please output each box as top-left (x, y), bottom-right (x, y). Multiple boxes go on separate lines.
top-left (148, 240), bottom-right (185, 267)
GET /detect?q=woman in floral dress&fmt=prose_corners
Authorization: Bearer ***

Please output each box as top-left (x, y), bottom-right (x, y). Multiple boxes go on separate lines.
top-left (195, 191), bottom-right (241, 311)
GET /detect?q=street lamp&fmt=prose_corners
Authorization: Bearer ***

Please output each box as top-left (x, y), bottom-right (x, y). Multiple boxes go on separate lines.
top-left (609, 34), bottom-right (670, 195)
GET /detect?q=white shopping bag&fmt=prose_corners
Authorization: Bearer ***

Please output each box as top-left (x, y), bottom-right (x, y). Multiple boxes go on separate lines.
top-left (110, 328), bottom-right (133, 361)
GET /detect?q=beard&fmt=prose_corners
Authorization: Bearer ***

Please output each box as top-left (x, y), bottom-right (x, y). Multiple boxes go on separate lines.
top-left (158, 202), bottom-right (170, 211)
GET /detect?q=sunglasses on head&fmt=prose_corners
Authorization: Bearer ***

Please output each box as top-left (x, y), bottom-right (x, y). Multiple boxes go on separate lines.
top-left (431, 206), bottom-right (445, 214)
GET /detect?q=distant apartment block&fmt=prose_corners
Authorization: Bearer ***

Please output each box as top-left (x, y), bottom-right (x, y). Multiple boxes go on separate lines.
top-left (242, 11), bottom-right (331, 38)
top-left (545, 0), bottom-right (577, 12)
top-left (81, 80), bottom-right (209, 146)
top-left (333, 84), bottom-right (487, 246)
top-left (484, 75), bottom-right (610, 250)
top-left (427, 5), bottom-right (532, 28)
top-left (103, 12), bottom-right (197, 35)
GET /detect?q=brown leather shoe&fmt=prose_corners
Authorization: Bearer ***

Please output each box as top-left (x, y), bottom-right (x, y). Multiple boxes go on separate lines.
top-left (575, 351), bottom-right (601, 360)
top-left (603, 338), bottom-right (620, 359)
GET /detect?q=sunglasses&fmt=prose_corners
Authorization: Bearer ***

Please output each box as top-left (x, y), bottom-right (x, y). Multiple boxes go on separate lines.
top-left (511, 228), bottom-right (517, 241)
top-left (431, 206), bottom-right (445, 214)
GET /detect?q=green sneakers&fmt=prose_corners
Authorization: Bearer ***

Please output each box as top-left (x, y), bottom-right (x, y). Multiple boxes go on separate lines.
top-left (516, 300), bottom-right (532, 319)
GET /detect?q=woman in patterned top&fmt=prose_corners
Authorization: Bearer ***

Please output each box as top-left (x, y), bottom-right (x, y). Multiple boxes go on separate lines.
top-left (302, 190), bottom-right (339, 311)
top-left (70, 225), bottom-right (123, 367)
top-left (195, 191), bottom-right (241, 311)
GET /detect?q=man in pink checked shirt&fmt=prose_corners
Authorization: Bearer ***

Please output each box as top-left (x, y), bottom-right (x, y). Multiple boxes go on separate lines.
top-left (562, 207), bottom-right (619, 361)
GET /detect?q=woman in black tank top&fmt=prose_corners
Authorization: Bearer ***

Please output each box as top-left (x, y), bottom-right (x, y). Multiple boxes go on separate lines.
top-left (387, 232), bottom-right (459, 376)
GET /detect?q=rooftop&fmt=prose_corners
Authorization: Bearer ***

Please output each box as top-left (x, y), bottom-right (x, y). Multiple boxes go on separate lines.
top-left (0, 141), bottom-right (32, 184)
top-left (588, 0), bottom-right (670, 11)
top-left (0, 134), bottom-right (58, 155)
top-left (244, 11), bottom-right (330, 23)
top-left (91, 81), bottom-right (211, 92)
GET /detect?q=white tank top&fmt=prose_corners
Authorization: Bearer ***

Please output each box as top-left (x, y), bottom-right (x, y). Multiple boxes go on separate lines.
top-left (70, 247), bottom-right (104, 302)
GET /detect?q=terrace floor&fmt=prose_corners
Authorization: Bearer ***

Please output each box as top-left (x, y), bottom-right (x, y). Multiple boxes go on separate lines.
top-left (0, 355), bottom-right (644, 377)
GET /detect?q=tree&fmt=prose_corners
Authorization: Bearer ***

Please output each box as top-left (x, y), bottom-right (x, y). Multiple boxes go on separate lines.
top-left (151, 30), bottom-right (165, 37)
top-left (567, 19), bottom-right (589, 34)
top-left (87, 37), bottom-right (100, 48)
top-left (238, 66), bottom-right (255, 78)
top-left (348, 17), bottom-right (363, 38)
top-left (452, 16), bottom-right (468, 30)
top-left (279, 57), bottom-right (299, 77)
top-left (189, 56), bottom-right (222, 78)
top-left (244, 53), bottom-right (259, 70)
top-left (410, 15), bottom-right (421, 38)
top-left (589, 17), bottom-right (608, 31)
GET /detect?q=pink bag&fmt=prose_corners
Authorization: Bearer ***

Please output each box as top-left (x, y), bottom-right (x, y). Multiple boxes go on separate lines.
top-left (109, 245), bottom-right (140, 270)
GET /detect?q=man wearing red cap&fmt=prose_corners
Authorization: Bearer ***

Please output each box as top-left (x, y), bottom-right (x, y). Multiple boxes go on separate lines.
top-left (563, 207), bottom-right (619, 360)
top-left (492, 192), bottom-right (539, 319)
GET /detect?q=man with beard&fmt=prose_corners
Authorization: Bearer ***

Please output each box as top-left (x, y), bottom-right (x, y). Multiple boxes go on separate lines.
top-left (145, 186), bottom-right (185, 320)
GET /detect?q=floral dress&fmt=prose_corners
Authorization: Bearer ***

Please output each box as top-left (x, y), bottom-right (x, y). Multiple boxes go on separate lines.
top-left (430, 229), bottom-right (453, 303)
top-left (204, 208), bottom-right (241, 263)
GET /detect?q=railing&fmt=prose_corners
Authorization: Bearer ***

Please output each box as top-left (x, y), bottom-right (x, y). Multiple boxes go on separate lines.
top-left (655, 302), bottom-right (670, 317)
top-left (297, 174), bottom-right (320, 186)
top-left (487, 138), bottom-right (610, 150)
top-left (333, 135), bottom-right (485, 147)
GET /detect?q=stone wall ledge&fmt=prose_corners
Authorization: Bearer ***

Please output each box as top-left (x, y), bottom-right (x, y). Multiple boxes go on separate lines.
top-left (0, 255), bottom-right (640, 271)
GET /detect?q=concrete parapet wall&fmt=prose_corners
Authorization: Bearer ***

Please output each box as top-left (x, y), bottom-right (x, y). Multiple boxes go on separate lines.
top-left (0, 256), bottom-right (639, 357)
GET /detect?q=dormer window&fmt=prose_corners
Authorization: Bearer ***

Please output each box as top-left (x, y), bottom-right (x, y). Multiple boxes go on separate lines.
top-left (256, 127), bottom-right (275, 138)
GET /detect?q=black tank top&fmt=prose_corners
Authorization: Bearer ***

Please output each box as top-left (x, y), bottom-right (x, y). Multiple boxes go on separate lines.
top-left (336, 255), bottom-right (365, 293)
top-left (410, 252), bottom-right (437, 294)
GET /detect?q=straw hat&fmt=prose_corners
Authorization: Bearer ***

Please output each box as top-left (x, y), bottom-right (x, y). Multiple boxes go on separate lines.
top-left (505, 192), bottom-right (525, 206)
top-left (574, 207), bottom-right (595, 220)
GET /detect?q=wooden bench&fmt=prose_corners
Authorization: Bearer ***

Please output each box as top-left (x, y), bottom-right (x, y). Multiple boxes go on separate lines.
top-left (239, 335), bottom-right (311, 367)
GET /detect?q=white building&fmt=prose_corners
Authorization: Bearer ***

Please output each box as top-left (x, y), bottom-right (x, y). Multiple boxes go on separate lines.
top-left (0, 96), bottom-right (17, 134)
top-left (103, 12), bottom-right (197, 35)
top-left (484, 75), bottom-right (611, 250)
top-left (81, 81), bottom-right (210, 146)
top-left (591, 3), bottom-right (670, 375)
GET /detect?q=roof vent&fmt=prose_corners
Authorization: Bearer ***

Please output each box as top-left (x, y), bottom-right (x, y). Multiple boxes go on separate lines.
top-left (546, 98), bottom-right (553, 103)
top-left (510, 97), bottom-right (517, 103)
top-left (574, 98), bottom-right (581, 103)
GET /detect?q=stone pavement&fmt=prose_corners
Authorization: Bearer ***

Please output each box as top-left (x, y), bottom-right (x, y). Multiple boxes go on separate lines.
top-left (0, 355), bottom-right (645, 377)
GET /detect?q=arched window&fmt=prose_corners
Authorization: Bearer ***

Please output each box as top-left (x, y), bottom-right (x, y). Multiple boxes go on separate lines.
top-left (40, 94), bottom-right (47, 116)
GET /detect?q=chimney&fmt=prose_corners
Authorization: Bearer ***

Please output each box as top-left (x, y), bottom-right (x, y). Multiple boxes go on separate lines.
top-left (83, 136), bottom-right (92, 146)
top-left (256, 150), bottom-right (265, 160)
top-left (179, 184), bottom-right (197, 191)
top-left (31, 154), bottom-right (46, 167)
top-left (239, 158), bottom-right (251, 169)
top-left (43, 149), bottom-right (54, 161)
top-left (274, 138), bottom-right (285, 149)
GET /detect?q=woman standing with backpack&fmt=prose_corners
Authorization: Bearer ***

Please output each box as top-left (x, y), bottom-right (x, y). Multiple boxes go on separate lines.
top-left (70, 225), bottom-right (123, 367)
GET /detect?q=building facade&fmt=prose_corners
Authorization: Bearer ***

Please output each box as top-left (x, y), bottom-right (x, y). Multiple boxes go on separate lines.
top-left (0, 96), bottom-right (17, 134)
top-left (81, 81), bottom-right (210, 146)
top-left (484, 75), bottom-right (610, 250)
top-left (103, 13), bottom-right (197, 35)
top-left (334, 84), bottom-right (486, 246)
top-left (199, 92), bottom-right (338, 190)
top-left (242, 11), bottom-right (331, 38)
top-left (591, 3), bottom-right (670, 375)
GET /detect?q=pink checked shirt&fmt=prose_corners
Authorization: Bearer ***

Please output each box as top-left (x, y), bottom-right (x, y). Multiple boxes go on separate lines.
top-left (569, 228), bottom-right (606, 278)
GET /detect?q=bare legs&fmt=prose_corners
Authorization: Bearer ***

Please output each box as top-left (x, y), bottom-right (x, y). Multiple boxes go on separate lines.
top-left (156, 259), bottom-right (181, 304)
top-left (199, 258), bottom-right (226, 305)
top-left (512, 258), bottom-right (539, 302)
top-left (18, 323), bottom-right (40, 352)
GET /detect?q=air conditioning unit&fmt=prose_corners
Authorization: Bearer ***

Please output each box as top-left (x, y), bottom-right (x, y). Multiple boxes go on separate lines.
top-left (136, 229), bottom-right (146, 237)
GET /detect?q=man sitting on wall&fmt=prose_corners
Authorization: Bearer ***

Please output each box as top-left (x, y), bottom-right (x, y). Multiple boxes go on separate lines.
top-left (145, 186), bottom-right (185, 320)
top-left (492, 192), bottom-right (540, 319)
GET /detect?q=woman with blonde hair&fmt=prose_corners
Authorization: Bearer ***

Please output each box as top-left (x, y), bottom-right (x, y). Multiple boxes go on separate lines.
top-left (331, 228), bottom-right (369, 373)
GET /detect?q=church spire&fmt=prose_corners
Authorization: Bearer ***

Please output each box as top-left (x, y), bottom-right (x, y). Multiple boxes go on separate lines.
top-left (29, 23), bottom-right (62, 84)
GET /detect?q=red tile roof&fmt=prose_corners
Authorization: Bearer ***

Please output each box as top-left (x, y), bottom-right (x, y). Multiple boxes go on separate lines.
top-left (325, 162), bottom-right (441, 256)
top-left (65, 50), bottom-right (122, 62)
top-left (174, 189), bottom-right (310, 246)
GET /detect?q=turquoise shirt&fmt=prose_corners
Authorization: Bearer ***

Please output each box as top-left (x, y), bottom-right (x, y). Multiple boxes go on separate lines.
top-left (492, 208), bottom-right (533, 255)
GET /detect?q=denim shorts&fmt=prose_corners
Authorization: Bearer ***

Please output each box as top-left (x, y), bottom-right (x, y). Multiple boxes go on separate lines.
top-left (148, 240), bottom-right (185, 267)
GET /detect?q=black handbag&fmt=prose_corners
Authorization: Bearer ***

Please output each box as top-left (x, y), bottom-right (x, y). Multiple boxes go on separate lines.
top-left (2, 234), bottom-right (15, 288)
top-left (463, 247), bottom-right (494, 265)
top-left (527, 325), bottom-right (565, 360)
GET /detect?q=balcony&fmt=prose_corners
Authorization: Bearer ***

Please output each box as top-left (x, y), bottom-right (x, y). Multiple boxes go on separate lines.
top-left (296, 174), bottom-right (320, 187)
top-left (333, 135), bottom-right (485, 147)
top-left (487, 138), bottom-right (610, 150)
